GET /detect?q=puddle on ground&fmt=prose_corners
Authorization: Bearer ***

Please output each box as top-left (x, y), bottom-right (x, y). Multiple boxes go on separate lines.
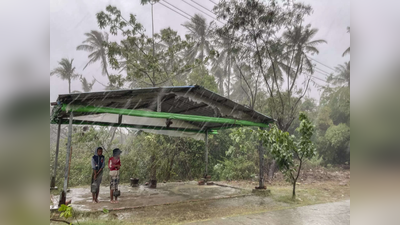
top-left (51, 181), bottom-right (243, 211)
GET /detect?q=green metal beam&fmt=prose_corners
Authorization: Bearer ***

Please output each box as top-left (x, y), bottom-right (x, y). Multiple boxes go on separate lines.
top-left (61, 104), bottom-right (270, 128)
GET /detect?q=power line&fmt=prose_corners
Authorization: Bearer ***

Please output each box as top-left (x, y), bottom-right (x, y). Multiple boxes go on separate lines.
top-left (310, 75), bottom-right (326, 83)
top-left (208, 0), bottom-right (337, 76)
top-left (309, 72), bottom-right (328, 83)
top-left (190, 0), bottom-right (218, 17)
top-left (158, 1), bottom-right (191, 20)
top-left (158, 1), bottom-right (330, 85)
top-left (314, 67), bottom-right (331, 77)
top-left (162, 0), bottom-right (192, 19)
top-left (181, 0), bottom-right (224, 25)
top-left (310, 78), bottom-right (328, 88)
top-left (309, 57), bottom-right (336, 71)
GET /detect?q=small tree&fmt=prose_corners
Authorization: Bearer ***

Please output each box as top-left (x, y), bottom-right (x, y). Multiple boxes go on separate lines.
top-left (261, 112), bottom-right (316, 199)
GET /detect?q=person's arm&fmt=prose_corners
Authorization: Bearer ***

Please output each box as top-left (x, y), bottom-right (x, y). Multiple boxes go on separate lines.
top-left (101, 157), bottom-right (105, 169)
top-left (98, 157), bottom-right (105, 173)
top-left (91, 158), bottom-right (97, 175)
top-left (108, 158), bottom-right (112, 170)
top-left (114, 159), bottom-right (121, 170)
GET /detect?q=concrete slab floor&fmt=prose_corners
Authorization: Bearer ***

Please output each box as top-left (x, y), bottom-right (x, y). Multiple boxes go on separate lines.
top-left (51, 181), bottom-right (244, 212)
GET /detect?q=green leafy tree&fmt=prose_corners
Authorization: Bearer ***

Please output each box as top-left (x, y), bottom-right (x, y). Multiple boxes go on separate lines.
top-left (319, 123), bottom-right (350, 165)
top-left (187, 65), bottom-right (218, 93)
top-left (316, 106), bottom-right (334, 134)
top-left (96, 6), bottom-right (203, 88)
top-left (215, 128), bottom-right (259, 181)
top-left (260, 113), bottom-right (316, 198)
top-left (50, 58), bottom-right (80, 93)
top-left (316, 68), bottom-right (350, 165)
top-left (287, 97), bottom-right (318, 136)
top-left (213, 0), bottom-right (325, 132)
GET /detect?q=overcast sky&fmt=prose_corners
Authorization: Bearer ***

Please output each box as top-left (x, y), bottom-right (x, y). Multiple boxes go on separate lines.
top-left (50, 0), bottom-right (350, 102)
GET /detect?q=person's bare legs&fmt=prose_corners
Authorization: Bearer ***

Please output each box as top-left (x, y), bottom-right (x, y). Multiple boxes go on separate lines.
top-left (92, 193), bottom-right (96, 203)
top-left (95, 187), bottom-right (100, 203)
top-left (110, 189), bottom-right (114, 203)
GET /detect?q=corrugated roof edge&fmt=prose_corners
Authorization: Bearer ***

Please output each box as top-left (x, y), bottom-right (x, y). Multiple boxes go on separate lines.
top-left (57, 85), bottom-right (197, 98)
top-left (193, 85), bottom-right (275, 124)
top-left (54, 85), bottom-right (275, 124)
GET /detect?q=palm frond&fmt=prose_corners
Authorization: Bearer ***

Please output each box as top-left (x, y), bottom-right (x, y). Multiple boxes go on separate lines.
top-left (76, 44), bottom-right (95, 52)
top-left (342, 47), bottom-right (350, 57)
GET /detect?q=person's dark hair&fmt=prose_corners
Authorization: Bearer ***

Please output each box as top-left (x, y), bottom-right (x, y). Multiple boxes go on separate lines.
top-left (113, 148), bottom-right (122, 156)
top-left (97, 147), bottom-right (103, 151)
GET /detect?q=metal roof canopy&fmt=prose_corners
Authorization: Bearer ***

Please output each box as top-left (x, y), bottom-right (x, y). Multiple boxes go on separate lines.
top-left (51, 85), bottom-right (273, 205)
top-left (50, 85), bottom-right (274, 140)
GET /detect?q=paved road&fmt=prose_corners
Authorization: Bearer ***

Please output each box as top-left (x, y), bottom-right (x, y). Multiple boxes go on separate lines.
top-left (187, 200), bottom-right (350, 225)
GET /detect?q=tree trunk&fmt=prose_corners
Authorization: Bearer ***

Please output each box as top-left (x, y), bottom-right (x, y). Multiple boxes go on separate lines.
top-left (166, 156), bottom-right (175, 181)
top-left (219, 74), bottom-right (224, 96)
top-left (67, 146), bottom-right (73, 188)
top-left (227, 54), bottom-right (231, 99)
top-left (268, 160), bottom-right (277, 182)
top-left (292, 180), bottom-right (296, 199)
top-left (68, 79), bottom-right (71, 94)
top-left (150, 154), bottom-right (156, 180)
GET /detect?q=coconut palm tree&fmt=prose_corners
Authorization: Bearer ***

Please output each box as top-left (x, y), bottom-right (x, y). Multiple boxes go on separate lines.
top-left (283, 24), bottom-right (327, 76)
top-left (264, 40), bottom-right (292, 91)
top-left (50, 58), bottom-right (80, 93)
top-left (212, 34), bottom-right (231, 95)
top-left (328, 61), bottom-right (350, 88)
top-left (342, 27), bottom-right (350, 57)
top-left (76, 30), bottom-right (110, 79)
top-left (183, 14), bottom-right (215, 62)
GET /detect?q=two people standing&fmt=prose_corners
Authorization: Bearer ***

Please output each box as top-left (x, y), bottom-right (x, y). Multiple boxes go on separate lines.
top-left (91, 147), bottom-right (122, 203)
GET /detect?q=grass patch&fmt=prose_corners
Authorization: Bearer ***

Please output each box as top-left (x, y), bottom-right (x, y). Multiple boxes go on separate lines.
top-left (269, 181), bottom-right (350, 206)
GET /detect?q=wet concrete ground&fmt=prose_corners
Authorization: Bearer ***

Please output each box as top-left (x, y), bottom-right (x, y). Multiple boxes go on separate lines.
top-left (187, 199), bottom-right (350, 225)
top-left (51, 181), bottom-right (243, 211)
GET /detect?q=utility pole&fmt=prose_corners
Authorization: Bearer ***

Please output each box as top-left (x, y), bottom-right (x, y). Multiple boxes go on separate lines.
top-left (151, 0), bottom-right (156, 86)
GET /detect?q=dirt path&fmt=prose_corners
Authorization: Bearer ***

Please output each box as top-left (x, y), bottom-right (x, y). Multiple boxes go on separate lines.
top-left (187, 200), bottom-right (350, 225)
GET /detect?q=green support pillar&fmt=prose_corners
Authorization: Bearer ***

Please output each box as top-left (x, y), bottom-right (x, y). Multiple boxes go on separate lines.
top-left (51, 122), bottom-right (61, 189)
top-left (59, 112), bottom-right (73, 206)
top-left (204, 129), bottom-right (209, 176)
